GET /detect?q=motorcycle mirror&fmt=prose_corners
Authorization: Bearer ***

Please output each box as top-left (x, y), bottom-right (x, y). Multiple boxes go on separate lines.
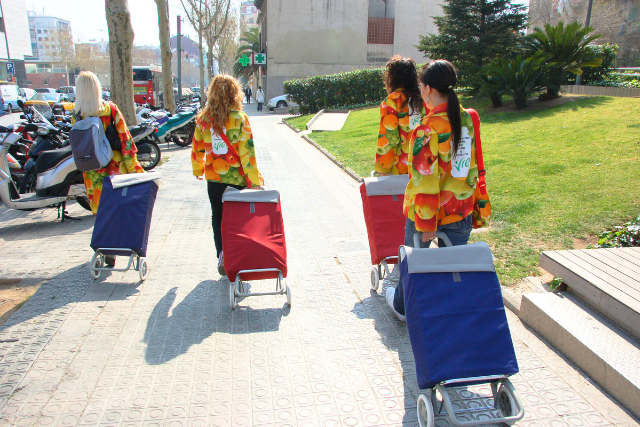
top-left (20, 114), bottom-right (26, 119)
top-left (17, 100), bottom-right (24, 109)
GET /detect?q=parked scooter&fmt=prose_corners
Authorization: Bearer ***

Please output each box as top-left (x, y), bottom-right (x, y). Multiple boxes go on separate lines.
top-left (136, 98), bottom-right (196, 148)
top-left (129, 122), bottom-right (162, 171)
top-left (0, 126), bottom-right (91, 220)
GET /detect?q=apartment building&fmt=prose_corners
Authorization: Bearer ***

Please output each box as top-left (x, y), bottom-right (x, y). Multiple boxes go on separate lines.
top-left (0, 0), bottom-right (32, 85)
top-left (253, 0), bottom-right (443, 99)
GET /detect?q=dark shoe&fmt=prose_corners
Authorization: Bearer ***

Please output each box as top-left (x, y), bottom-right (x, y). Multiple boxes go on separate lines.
top-left (217, 252), bottom-right (225, 276)
top-left (105, 255), bottom-right (116, 267)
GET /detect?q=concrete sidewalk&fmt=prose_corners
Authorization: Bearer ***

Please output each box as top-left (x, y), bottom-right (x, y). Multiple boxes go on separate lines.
top-left (0, 112), bottom-right (638, 426)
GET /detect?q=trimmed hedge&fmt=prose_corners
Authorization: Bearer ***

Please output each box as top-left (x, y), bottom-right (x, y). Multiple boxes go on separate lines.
top-left (283, 68), bottom-right (387, 115)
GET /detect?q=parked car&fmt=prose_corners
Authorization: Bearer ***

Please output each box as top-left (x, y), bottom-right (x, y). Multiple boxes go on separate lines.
top-left (19, 88), bottom-right (36, 101)
top-left (57, 86), bottom-right (76, 101)
top-left (25, 93), bottom-right (75, 113)
top-left (34, 88), bottom-right (58, 94)
top-left (266, 94), bottom-right (299, 111)
top-left (0, 84), bottom-right (21, 113)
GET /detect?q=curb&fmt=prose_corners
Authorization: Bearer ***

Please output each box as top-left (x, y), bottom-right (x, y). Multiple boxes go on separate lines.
top-left (306, 109), bottom-right (325, 130)
top-left (501, 286), bottom-right (521, 316)
top-left (282, 118), bottom-right (301, 133)
top-left (301, 134), bottom-right (363, 183)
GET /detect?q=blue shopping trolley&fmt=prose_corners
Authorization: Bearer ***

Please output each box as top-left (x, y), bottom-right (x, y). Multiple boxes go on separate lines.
top-left (89, 172), bottom-right (161, 281)
top-left (399, 233), bottom-right (525, 427)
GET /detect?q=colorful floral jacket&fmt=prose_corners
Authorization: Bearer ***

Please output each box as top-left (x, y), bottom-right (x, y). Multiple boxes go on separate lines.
top-left (73, 102), bottom-right (144, 213)
top-left (375, 90), bottom-right (427, 175)
top-left (403, 103), bottom-right (479, 232)
top-left (191, 110), bottom-right (260, 187)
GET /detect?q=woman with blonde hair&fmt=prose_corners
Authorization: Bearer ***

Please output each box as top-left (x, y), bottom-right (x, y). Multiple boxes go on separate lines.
top-left (191, 74), bottom-right (262, 276)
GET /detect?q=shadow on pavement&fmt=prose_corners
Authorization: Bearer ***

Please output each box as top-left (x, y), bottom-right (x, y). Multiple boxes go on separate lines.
top-left (0, 211), bottom-right (95, 241)
top-left (352, 289), bottom-right (420, 426)
top-left (143, 280), bottom-right (286, 365)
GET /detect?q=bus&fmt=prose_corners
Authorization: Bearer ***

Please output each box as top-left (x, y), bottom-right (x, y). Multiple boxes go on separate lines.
top-left (133, 65), bottom-right (162, 106)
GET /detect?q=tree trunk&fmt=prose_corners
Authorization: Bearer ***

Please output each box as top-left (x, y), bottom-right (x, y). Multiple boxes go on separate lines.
top-left (155, 0), bottom-right (176, 114)
top-left (490, 92), bottom-right (503, 108)
top-left (106, 0), bottom-right (136, 125)
top-left (198, 30), bottom-right (205, 106)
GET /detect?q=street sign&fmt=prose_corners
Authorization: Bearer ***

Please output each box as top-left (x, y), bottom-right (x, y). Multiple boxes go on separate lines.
top-left (6, 62), bottom-right (14, 75)
top-left (238, 54), bottom-right (251, 67)
top-left (253, 53), bottom-right (266, 66)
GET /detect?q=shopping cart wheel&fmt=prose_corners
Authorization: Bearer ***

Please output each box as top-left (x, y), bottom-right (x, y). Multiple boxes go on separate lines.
top-left (285, 285), bottom-right (292, 306)
top-left (417, 392), bottom-right (434, 427)
top-left (370, 266), bottom-right (380, 291)
top-left (139, 258), bottom-right (149, 281)
top-left (90, 252), bottom-right (103, 280)
top-left (496, 379), bottom-right (518, 423)
top-left (230, 281), bottom-right (237, 309)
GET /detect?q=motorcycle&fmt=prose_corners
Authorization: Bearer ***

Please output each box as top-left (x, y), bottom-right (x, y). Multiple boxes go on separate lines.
top-left (136, 99), bottom-right (196, 148)
top-left (0, 125), bottom-right (91, 221)
top-left (129, 122), bottom-right (162, 171)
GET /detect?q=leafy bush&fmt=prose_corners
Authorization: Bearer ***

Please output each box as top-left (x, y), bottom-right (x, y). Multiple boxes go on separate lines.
top-left (587, 77), bottom-right (640, 88)
top-left (566, 43), bottom-right (618, 84)
top-left (588, 214), bottom-right (640, 248)
top-left (478, 54), bottom-right (550, 109)
top-left (283, 68), bottom-right (387, 115)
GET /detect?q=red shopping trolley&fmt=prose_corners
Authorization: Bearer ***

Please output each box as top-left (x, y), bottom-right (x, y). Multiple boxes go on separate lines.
top-left (221, 187), bottom-right (290, 309)
top-left (359, 174), bottom-right (409, 292)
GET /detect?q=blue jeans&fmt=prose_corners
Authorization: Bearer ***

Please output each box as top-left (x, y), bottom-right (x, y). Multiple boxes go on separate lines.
top-left (393, 215), bottom-right (472, 315)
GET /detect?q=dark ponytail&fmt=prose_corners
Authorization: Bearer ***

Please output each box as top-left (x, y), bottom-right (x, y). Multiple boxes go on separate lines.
top-left (420, 60), bottom-right (462, 154)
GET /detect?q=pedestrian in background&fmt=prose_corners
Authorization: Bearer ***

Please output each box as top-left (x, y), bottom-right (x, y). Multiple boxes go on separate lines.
top-left (245, 86), bottom-right (251, 104)
top-left (256, 86), bottom-right (265, 111)
top-left (386, 60), bottom-right (478, 321)
top-left (192, 74), bottom-right (262, 277)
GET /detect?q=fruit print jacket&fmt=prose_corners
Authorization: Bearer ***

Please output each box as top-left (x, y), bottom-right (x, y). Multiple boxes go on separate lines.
top-left (375, 90), bottom-right (427, 175)
top-left (191, 109), bottom-right (260, 187)
top-left (404, 103), bottom-right (479, 232)
top-left (73, 102), bottom-right (144, 214)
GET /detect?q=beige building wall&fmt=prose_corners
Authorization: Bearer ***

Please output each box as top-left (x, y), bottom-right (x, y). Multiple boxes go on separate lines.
top-left (257, 0), bottom-right (443, 100)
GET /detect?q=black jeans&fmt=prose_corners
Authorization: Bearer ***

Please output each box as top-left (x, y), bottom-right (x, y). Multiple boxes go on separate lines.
top-left (207, 181), bottom-right (244, 258)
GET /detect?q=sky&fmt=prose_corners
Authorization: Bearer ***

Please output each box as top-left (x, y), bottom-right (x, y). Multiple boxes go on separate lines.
top-left (24, 0), bottom-right (240, 46)
top-left (25, 0), bottom-right (529, 47)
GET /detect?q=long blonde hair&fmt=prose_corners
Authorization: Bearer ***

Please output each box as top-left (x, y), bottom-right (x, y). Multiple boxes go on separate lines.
top-left (198, 74), bottom-right (244, 129)
top-left (74, 71), bottom-right (104, 116)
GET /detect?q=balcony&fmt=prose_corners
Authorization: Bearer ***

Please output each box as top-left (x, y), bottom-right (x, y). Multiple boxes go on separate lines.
top-left (367, 17), bottom-right (394, 63)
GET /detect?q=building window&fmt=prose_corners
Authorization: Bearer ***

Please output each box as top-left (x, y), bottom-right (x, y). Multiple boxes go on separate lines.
top-left (38, 37), bottom-right (43, 41)
top-left (37, 29), bottom-right (41, 34)
top-left (367, 18), bottom-right (394, 44)
top-left (25, 64), bottom-right (37, 73)
top-left (43, 29), bottom-right (48, 34)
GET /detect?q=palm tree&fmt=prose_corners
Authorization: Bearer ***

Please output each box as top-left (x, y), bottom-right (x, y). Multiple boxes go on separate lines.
top-left (483, 54), bottom-right (550, 109)
top-left (522, 21), bottom-right (602, 99)
top-left (233, 27), bottom-right (260, 81)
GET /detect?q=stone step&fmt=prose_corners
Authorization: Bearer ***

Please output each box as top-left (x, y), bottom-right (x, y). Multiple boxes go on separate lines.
top-left (520, 291), bottom-right (640, 419)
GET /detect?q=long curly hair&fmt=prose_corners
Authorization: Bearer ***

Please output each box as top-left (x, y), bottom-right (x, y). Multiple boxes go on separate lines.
top-left (383, 56), bottom-right (423, 113)
top-left (197, 74), bottom-right (244, 129)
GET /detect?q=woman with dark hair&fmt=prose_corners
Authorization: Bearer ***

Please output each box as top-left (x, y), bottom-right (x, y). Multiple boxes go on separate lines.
top-left (375, 56), bottom-right (426, 176)
top-left (386, 60), bottom-right (480, 321)
top-left (192, 74), bottom-right (262, 277)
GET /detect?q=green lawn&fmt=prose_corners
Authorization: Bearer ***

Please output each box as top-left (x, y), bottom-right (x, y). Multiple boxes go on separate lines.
top-left (285, 96), bottom-right (640, 285)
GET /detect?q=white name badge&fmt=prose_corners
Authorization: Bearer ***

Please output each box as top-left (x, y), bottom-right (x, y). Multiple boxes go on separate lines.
top-left (408, 104), bottom-right (422, 130)
top-left (210, 127), bottom-right (228, 155)
top-left (451, 127), bottom-right (472, 178)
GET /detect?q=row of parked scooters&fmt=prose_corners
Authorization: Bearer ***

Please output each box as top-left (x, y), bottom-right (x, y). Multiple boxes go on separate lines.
top-left (0, 99), bottom-right (199, 221)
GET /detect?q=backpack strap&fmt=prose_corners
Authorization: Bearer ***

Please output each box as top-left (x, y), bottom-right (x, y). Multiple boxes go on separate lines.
top-left (214, 126), bottom-right (248, 181)
top-left (466, 108), bottom-right (486, 196)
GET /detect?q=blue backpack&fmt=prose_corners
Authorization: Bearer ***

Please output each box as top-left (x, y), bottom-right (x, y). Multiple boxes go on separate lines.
top-left (69, 115), bottom-right (113, 172)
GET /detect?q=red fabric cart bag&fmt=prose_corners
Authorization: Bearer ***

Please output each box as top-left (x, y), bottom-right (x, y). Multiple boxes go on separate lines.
top-left (360, 175), bottom-right (409, 265)
top-left (221, 188), bottom-right (287, 282)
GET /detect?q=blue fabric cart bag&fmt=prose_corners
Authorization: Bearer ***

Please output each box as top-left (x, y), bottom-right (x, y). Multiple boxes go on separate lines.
top-left (400, 242), bottom-right (519, 390)
top-left (90, 174), bottom-right (159, 257)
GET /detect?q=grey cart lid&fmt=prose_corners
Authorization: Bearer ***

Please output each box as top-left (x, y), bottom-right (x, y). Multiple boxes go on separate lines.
top-left (363, 174), bottom-right (410, 196)
top-left (222, 187), bottom-right (280, 203)
top-left (404, 241), bottom-right (496, 274)
top-left (110, 171), bottom-right (161, 189)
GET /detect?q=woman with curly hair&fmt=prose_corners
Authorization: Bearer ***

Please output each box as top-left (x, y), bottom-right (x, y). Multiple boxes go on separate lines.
top-left (375, 56), bottom-right (426, 176)
top-left (191, 74), bottom-right (262, 276)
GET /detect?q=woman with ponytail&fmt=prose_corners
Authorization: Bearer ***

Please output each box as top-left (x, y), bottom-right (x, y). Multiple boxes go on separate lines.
top-left (386, 60), bottom-right (480, 321)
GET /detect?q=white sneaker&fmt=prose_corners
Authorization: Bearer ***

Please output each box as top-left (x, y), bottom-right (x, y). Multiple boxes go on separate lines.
top-left (385, 287), bottom-right (406, 322)
top-left (387, 265), bottom-right (400, 284)
top-left (217, 251), bottom-right (226, 276)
